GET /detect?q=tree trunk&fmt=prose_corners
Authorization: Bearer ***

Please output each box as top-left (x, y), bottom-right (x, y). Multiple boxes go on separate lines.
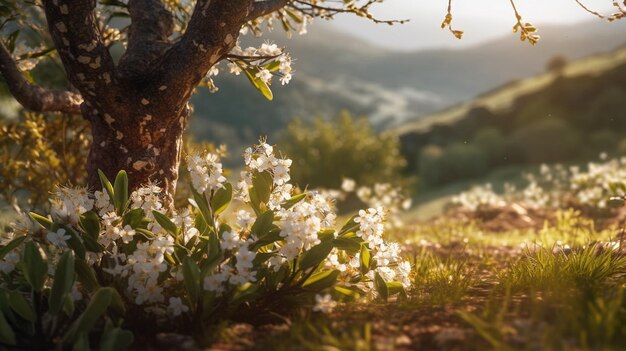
top-left (84, 99), bottom-right (190, 208)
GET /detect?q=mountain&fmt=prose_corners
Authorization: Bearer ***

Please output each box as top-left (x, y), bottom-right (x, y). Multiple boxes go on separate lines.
top-left (393, 44), bottom-right (626, 186)
top-left (189, 19), bottom-right (626, 154)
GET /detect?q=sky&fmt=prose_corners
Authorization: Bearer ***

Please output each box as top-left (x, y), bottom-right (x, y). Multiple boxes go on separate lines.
top-left (325, 0), bottom-right (618, 50)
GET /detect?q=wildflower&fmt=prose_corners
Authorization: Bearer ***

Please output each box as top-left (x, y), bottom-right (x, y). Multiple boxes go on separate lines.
top-left (255, 69), bottom-right (272, 84)
top-left (313, 294), bottom-right (336, 314)
top-left (0, 251), bottom-right (20, 274)
top-left (236, 210), bottom-right (255, 229)
top-left (167, 297), bottom-right (189, 316)
top-left (221, 230), bottom-right (241, 250)
top-left (47, 228), bottom-right (71, 248)
top-left (341, 178), bottom-right (356, 192)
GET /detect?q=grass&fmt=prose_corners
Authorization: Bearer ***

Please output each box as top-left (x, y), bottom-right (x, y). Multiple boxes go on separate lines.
top-left (206, 210), bottom-right (626, 350)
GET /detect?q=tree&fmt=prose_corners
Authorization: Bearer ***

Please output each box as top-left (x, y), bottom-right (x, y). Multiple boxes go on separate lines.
top-left (546, 55), bottom-right (568, 73)
top-left (0, 0), bottom-right (623, 206)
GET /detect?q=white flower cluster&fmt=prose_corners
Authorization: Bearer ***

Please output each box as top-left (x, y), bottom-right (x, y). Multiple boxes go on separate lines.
top-left (452, 156), bottom-right (626, 212)
top-left (5, 138), bottom-right (413, 319)
top-left (236, 140), bottom-right (293, 205)
top-left (202, 239), bottom-right (258, 293)
top-left (50, 186), bottom-right (94, 224)
top-left (276, 192), bottom-right (336, 260)
top-left (451, 184), bottom-right (506, 212)
top-left (187, 153), bottom-right (227, 194)
top-left (229, 42), bottom-right (293, 85)
top-left (352, 181), bottom-right (412, 227)
top-left (570, 157), bottom-right (626, 208)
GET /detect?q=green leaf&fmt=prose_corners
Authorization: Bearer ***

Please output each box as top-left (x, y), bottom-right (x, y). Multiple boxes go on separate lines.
top-left (122, 208), bottom-right (144, 228)
top-left (62, 287), bottom-right (117, 346)
top-left (374, 272), bottom-right (388, 302)
top-left (97, 169), bottom-right (115, 203)
top-left (64, 227), bottom-right (86, 260)
top-left (182, 257), bottom-right (200, 305)
top-left (192, 188), bottom-right (212, 226)
top-left (82, 234), bottom-right (104, 253)
top-left (264, 61), bottom-right (281, 72)
top-left (49, 250), bottom-right (76, 315)
top-left (299, 240), bottom-right (334, 271)
top-left (386, 282), bottom-right (408, 299)
top-left (6, 30), bottom-right (19, 53)
top-left (281, 193), bottom-right (307, 210)
top-left (360, 244), bottom-right (371, 275)
top-left (251, 210), bottom-right (274, 238)
top-left (152, 211), bottom-right (179, 238)
top-left (29, 212), bottom-right (52, 229)
top-left (318, 229), bottom-right (335, 241)
top-left (0, 311), bottom-right (16, 346)
top-left (230, 283), bottom-right (260, 306)
top-left (0, 236), bottom-right (26, 260)
top-left (206, 230), bottom-right (221, 265)
top-left (302, 270), bottom-right (340, 291)
top-left (252, 228), bottom-right (282, 249)
top-left (73, 333), bottom-right (90, 351)
top-left (99, 327), bottom-right (134, 351)
top-left (210, 183), bottom-right (233, 216)
top-left (22, 241), bottom-right (48, 292)
top-left (80, 211), bottom-right (101, 240)
top-left (63, 294), bottom-right (75, 317)
top-left (243, 67), bottom-right (273, 101)
top-left (333, 237), bottom-right (361, 254)
top-left (75, 259), bottom-right (99, 292)
top-left (338, 215), bottom-right (359, 236)
top-left (113, 170), bottom-right (129, 214)
top-left (8, 292), bottom-right (35, 322)
top-left (334, 286), bottom-right (361, 300)
top-left (250, 171), bottom-right (273, 214)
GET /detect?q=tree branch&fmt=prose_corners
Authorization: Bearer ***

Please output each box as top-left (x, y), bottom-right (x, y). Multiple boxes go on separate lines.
top-left (118, 0), bottom-right (175, 78)
top-left (154, 0), bottom-right (251, 109)
top-left (42, 0), bottom-right (118, 105)
top-left (0, 41), bottom-right (82, 114)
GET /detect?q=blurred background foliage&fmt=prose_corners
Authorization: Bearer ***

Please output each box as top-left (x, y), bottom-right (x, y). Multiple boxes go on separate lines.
top-left (278, 112), bottom-right (406, 189)
top-left (0, 112), bottom-right (89, 212)
top-left (401, 47), bottom-right (626, 188)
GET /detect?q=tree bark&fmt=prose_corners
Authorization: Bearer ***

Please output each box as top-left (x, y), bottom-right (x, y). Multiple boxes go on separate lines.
top-left (33, 0), bottom-right (270, 206)
top-left (84, 97), bottom-right (189, 208)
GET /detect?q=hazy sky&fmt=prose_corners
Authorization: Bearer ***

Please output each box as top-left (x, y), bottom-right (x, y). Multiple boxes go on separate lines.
top-left (326, 0), bottom-right (618, 50)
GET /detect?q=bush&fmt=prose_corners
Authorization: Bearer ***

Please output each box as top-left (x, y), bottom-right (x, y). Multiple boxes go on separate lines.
top-left (0, 113), bottom-right (90, 211)
top-left (417, 143), bottom-right (488, 186)
top-left (509, 118), bottom-right (581, 164)
top-left (279, 112), bottom-right (406, 189)
top-left (546, 55), bottom-right (568, 73)
top-left (0, 139), bottom-right (412, 349)
top-left (472, 127), bottom-right (506, 166)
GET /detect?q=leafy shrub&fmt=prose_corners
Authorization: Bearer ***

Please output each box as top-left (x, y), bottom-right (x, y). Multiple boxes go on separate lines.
top-left (472, 127), bottom-right (506, 166)
top-left (418, 143), bottom-right (488, 186)
top-left (0, 139), bottom-right (412, 348)
top-left (0, 113), bottom-right (90, 211)
top-left (279, 112), bottom-right (406, 189)
top-left (509, 118), bottom-right (581, 163)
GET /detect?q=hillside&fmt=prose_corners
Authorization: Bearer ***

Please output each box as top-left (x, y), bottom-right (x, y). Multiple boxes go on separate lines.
top-left (189, 20), bottom-right (626, 153)
top-left (395, 44), bottom-right (626, 186)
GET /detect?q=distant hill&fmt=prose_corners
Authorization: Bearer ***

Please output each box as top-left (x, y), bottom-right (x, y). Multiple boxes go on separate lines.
top-left (190, 20), bottom-right (626, 154)
top-left (394, 44), bottom-right (626, 186)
